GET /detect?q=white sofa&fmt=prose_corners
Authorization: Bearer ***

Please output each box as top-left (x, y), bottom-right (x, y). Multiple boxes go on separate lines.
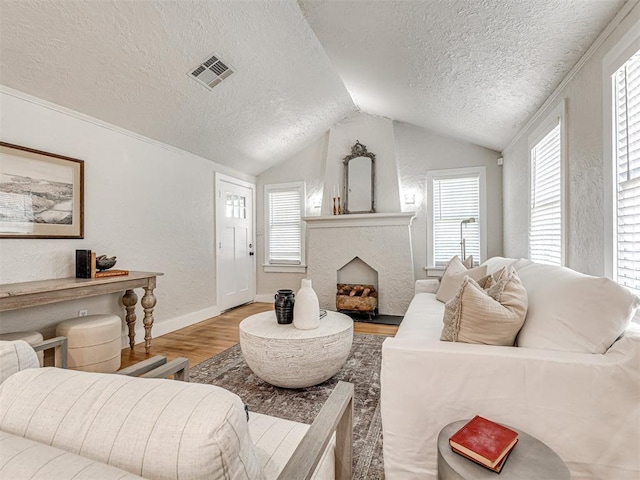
top-left (0, 340), bottom-right (352, 480)
top-left (381, 258), bottom-right (640, 480)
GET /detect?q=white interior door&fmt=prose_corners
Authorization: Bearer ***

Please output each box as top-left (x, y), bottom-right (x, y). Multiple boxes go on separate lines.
top-left (216, 174), bottom-right (255, 311)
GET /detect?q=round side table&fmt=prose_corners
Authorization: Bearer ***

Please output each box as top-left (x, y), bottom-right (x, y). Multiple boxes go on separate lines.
top-left (437, 420), bottom-right (571, 480)
top-left (239, 310), bottom-right (353, 388)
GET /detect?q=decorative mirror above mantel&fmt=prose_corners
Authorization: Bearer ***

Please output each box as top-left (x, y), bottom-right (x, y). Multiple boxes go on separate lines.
top-left (343, 140), bottom-right (375, 214)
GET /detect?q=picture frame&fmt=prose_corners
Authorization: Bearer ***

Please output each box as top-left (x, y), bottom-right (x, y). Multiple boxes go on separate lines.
top-left (0, 142), bottom-right (84, 238)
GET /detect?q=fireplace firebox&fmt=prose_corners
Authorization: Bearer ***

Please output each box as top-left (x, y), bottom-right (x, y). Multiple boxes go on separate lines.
top-left (336, 283), bottom-right (378, 316)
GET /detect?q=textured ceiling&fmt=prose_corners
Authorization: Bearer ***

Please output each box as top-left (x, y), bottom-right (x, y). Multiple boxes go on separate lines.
top-left (0, 0), bottom-right (355, 175)
top-left (300, 0), bottom-right (625, 151)
top-left (0, 1), bottom-right (626, 174)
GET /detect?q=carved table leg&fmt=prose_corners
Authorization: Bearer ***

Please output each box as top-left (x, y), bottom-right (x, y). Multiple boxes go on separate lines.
top-left (122, 289), bottom-right (138, 351)
top-left (141, 279), bottom-right (157, 354)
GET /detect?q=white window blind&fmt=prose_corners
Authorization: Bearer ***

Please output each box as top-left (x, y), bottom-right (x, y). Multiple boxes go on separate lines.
top-left (266, 184), bottom-right (303, 265)
top-left (530, 123), bottom-right (562, 265)
top-left (432, 175), bottom-right (480, 266)
top-left (613, 50), bottom-right (640, 294)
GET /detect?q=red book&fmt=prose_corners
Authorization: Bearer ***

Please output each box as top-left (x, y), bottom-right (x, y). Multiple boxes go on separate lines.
top-left (449, 416), bottom-right (518, 470)
top-left (451, 440), bottom-right (517, 473)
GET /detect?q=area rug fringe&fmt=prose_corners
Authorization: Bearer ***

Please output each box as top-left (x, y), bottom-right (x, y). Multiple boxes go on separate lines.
top-left (191, 333), bottom-right (388, 479)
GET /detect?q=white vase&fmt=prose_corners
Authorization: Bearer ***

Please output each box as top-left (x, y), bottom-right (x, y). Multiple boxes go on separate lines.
top-left (293, 279), bottom-right (320, 330)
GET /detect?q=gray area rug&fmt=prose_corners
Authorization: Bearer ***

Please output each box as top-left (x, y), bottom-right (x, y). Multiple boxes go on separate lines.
top-left (190, 333), bottom-right (388, 479)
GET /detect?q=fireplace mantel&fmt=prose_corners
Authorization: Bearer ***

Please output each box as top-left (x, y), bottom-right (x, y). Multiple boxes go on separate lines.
top-left (304, 212), bottom-right (415, 316)
top-left (303, 212), bottom-right (415, 228)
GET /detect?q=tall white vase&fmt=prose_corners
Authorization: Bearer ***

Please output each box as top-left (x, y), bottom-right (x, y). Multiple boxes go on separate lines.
top-left (293, 279), bottom-right (320, 330)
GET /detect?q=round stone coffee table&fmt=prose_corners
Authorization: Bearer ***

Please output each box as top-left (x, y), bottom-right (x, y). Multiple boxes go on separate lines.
top-left (437, 420), bottom-right (570, 480)
top-left (239, 310), bottom-right (353, 388)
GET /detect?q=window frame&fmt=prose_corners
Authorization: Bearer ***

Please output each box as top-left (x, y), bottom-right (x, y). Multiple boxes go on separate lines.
top-left (603, 23), bottom-right (640, 290)
top-left (527, 99), bottom-right (567, 266)
top-left (263, 181), bottom-right (306, 273)
top-left (426, 166), bottom-right (487, 274)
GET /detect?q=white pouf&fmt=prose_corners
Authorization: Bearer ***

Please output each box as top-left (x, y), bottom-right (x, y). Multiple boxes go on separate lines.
top-left (56, 314), bottom-right (121, 372)
top-left (0, 331), bottom-right (44, 366)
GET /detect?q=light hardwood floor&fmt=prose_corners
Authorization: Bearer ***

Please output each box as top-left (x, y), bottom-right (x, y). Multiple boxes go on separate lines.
top-left (121, 302), bottom-right (398, 369)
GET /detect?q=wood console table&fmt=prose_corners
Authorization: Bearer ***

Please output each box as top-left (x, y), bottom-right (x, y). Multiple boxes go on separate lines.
top-left (0, 272), bottom-right (163, 353)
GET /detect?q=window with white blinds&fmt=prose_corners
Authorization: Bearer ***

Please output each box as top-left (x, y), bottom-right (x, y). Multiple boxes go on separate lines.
top-left (265, 183), bottom-right (305, 265)
top-left (427, 167), bottom-right (485, 268)
top-left (529, 121), bottom-right (563, 265)
top-left (613, 50), bottom-right (640, 295)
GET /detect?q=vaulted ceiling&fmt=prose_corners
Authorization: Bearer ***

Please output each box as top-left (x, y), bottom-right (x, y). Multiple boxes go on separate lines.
top-left (0, 0), bottom-right (625, 175)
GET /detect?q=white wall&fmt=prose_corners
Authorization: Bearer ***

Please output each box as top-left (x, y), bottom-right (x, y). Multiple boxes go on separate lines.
top-left (395, 122), bottom-right (503, 276)
top-left (256, 112), bottom-right (502, 298)
top-left (322, 112), bottom-right (401, 215)
top-left (502, 3), bottom-right (640, 276)
top-left (255, 133), bottom-right (328, 297)
top-left (0, 88), bottom-right (254, 343)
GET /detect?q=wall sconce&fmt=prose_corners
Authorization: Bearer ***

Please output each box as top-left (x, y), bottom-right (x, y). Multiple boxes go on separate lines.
top-left (460, 217), bottom-right (476, 258)
top-left (308, 193), bottom-right (322, 209)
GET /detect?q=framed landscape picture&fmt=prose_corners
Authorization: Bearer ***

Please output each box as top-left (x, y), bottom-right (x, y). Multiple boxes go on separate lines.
top-left (0, 142), bottom-right (84, 238)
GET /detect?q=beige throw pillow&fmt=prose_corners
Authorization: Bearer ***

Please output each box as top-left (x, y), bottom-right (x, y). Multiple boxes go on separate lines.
top-left (436, 256), bottom-right (488, 303)
top-left (440, 267), bottom-right (528, 346)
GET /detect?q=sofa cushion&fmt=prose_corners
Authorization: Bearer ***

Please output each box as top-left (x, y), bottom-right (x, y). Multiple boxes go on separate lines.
top-left (395, 292), bottom-right (445, 341)
top-left (0, 340), bottom-right (39, 385)
top-left (0, 430), bottom-right (144, 479)
top-left (516, 263), bottom-right (640, 353)
top-left (440, 267), bottom-right (528, 345)
top-left (248, 412), bottom-right (334, 480)
top-left (481, 257), bottom-right (533, 275)
top-left (0, 367), bottom-right (263, 480)
top-left (436, 256), bottom-right (488, 303)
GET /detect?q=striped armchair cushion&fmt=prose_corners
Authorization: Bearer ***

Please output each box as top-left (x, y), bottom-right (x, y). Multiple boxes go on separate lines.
top-left (0, 368), bottom-right (263, 480)
top-left (0, 340), bottom-right (39, 385)
top-left (248, 412), bottom-right (334, 480)
top-left (0, 430), bottom-right (144, 479)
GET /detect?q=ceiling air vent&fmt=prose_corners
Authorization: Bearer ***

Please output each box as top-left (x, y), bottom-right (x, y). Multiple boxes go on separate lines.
top-left (189, 53), bottom-right (234, 90)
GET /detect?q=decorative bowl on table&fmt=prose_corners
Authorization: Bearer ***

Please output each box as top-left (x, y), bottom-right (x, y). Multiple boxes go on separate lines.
top-left (96, 255), bottom-right (117, 271)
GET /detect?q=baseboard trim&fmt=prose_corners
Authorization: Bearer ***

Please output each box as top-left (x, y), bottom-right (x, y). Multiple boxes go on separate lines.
top-left (124, 306), bottom-right (222, 348)
top-left (254, 294), bottom-right (275, 303)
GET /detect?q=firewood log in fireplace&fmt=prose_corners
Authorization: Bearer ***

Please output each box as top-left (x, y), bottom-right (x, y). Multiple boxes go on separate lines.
top-left (337, 284), bottom-right (378, 297)
top-left (336, 283), bottom-right (378, 312)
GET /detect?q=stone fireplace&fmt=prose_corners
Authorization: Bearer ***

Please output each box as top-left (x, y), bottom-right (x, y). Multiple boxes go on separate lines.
top-left (304, 212), bottom-right (415, 316)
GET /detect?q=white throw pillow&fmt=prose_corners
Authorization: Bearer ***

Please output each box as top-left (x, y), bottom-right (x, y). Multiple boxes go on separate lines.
top-left (481, 257), bottom-right (533, 275)
top-left (516, 263), bottom-right (640, 354)
top-left (436, 256), bottom-right (487, 303)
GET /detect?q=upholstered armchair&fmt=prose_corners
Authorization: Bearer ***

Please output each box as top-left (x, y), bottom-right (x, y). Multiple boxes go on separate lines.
top-left (0, 340), bottom-right (354, 480)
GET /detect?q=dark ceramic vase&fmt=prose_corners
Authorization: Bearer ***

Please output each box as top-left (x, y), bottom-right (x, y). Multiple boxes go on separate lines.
top-left (274, 289), bottom-right (295, 324)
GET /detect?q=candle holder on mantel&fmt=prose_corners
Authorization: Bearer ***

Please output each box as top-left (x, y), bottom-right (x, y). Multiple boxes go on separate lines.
top-left (332, 197), bottom-right (342, 215)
